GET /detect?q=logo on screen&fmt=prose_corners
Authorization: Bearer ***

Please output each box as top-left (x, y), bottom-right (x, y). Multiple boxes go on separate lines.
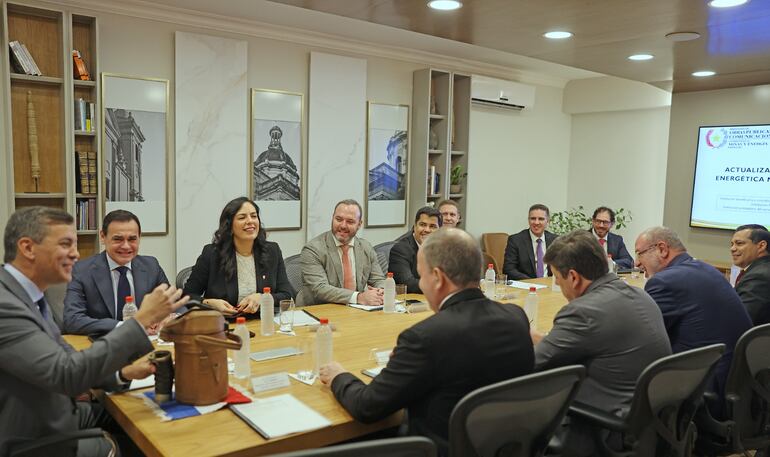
top-left (705, 128), bottom-right (727, 149)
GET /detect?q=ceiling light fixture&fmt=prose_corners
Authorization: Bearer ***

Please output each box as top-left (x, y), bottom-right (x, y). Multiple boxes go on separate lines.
top-left (543, 31), bottom-right (573, 39)
top-left (427, 0), bottom-right (463, 10)
top-left (709, 0), bottom-right (749, 7)
top-left (628, 54), bottom-right (654, 61)
top-left (665, 31), bottom-right (701, 42)
top-left (692, 70), bottom-right (716, 77)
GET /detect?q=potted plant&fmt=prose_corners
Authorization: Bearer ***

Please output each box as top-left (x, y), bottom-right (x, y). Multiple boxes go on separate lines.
top-left (450, 165), bottom-right (467, 194)
top-left (550, 206), bottom-right (633, 235)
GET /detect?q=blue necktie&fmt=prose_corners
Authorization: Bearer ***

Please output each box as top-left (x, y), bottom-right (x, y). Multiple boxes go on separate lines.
top-left (36, 297), bottom-right (50, 321)
top-left (116, 266), bottom-right (131, 319)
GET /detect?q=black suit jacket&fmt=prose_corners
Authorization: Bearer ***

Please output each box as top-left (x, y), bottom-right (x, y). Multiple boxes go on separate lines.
top-left (388, 235), bottom-right (421, 293)
top-left (736, 255), bottom-right (770, 325)
top-left (183, 242), bottom-right (294, 315)
top-left (330, 288), bottom-right (534, 455)
top-left (503, 229), bottom-right (558, 280)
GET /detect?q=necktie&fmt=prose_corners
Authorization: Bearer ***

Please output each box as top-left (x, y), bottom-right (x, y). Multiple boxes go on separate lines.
top-left (36, 297), bottom-right (50, 322)
top-left (536, 238), bottom-right (544, 278)
top-left (341, 244), bottom-right (355, 291)
top-left (598, 238), bottom-right (606, 247)
top-left (735, 269), bottom-right (745, 286)
top-left (116, 265), bottom-right (131, 319)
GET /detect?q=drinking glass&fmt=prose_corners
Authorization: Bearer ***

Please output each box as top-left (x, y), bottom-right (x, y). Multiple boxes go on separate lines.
top-left (296, 336), bottom-right (315, 381)
top-left (278, 299), bottom-right (295, 333)
top-left (495, 273), bottom-right (508, 299)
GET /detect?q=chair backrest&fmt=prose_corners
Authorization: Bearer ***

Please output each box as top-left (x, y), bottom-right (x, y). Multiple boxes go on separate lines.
top-left (481, 233), bottom-right (508, 274)
top-left (266, 436), bottom-right (437, 457)
top-left (449, 365), bottom-right (586, 457)
top-left (625, 344), bottom-right (725, 455)
top-left (283, 253), bottom-right (302, 297)
top-left (175, 266), bottom-right (193, 290)
top-left (723, 323), bottom-right (770, 449)
top-left (374, 241), bottom-right (395, 274)
top-left (43, 282), bottom-right (67, 330)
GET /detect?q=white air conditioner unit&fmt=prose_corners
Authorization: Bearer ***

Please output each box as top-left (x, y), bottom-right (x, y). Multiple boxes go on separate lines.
top-left (471, 75), bottom-right (535, 111)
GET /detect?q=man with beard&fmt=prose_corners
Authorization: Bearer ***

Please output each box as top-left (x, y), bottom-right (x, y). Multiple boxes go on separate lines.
top-left (297, 199), bottom-right (386, 306)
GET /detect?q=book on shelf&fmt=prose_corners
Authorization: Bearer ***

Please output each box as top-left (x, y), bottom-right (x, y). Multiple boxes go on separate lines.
top-left (72, 50), bottom-right (91, 81)
top-left (76, 198), bottom-right (97, 230)
top-left (20, 43), bottom-right (42, 76)
top-left (74, 99), bottom-right (95, 132)
top-left (75, 150), bottom-right (89, 193)
top-left (427, 165), bottom-right (442, 196)
top-left (87, 151), bottom-right (97, 192)
top-left (9, 41), bottom-right (29, 74)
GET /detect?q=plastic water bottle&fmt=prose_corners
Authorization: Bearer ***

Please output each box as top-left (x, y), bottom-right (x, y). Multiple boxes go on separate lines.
top-left (524, 286), bottom-right (539, 330)
top-left (384, 272), bottom-right (396, 313)
top-left (607, 254), bottom-right (616, 274)
top-left (314, 318), bottom-right (333, 375)
top-left (260, 287), bottom-right (274, 336)
top-left (234, 316), bottom-right (251, 379)
top-left (484, 264), bottom-right (496, 299)
top-left (122, 296), bottom-right (137, 321)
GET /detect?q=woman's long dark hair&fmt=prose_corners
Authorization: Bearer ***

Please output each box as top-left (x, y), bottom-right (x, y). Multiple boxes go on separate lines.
top-left (212, 197), bottom-right (269, 282)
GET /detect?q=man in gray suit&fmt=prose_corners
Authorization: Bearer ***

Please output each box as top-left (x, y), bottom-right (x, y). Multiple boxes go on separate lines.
top-left (63, 209), bottom-right (170, 335)
top-left (532, 230), bottom-right (671, 457)
top-left (0, 207), bottom-right (188, 456)
top-left (298, 199), bottom-right (386, 306)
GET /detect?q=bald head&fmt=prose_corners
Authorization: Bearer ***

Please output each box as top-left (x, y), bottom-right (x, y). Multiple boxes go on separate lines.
top-left (421, 228), bottom-right (481, 288)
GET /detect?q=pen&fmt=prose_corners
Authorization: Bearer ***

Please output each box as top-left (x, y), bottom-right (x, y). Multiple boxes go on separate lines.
top-left (303, 308), bottom-right (320, 322)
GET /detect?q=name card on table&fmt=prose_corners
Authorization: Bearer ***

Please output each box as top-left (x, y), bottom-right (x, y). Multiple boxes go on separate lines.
top-left (251, 372), bottom-right (291, 393)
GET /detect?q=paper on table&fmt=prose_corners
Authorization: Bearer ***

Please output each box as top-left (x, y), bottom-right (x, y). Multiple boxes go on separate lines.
top-left (272, 310), bottom-right (319, 327)
top-left (350, 303), bottom-right (383, 311)
top-left (107, 375), bottom-right (154, 395)
top-left (231, 393), bottom-right (331, 439)
top-left (507, 280), bottom-right (548, 290)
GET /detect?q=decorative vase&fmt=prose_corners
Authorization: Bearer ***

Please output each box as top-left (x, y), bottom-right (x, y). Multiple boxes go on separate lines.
top-left (450, 184), bottom-right (462, 194)
top-left (429, 129), bottom-right (439, 150)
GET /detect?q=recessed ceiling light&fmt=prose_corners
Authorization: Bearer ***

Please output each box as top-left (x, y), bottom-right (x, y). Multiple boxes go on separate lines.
top-left (709, 0), bottom-right (749, 7)
top-left (543, 31), bottom-right (573, 39)
top-left (427, 0), bottom-right (462, 10)
top-left (692, 70), bottom-right (716, 77)
top-left (665, 31), bottom-right (701, 42)
top-left (628, 54), bottom-right (654, 61)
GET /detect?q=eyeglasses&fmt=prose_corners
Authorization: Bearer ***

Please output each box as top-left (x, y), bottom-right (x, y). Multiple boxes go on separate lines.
top-left (635, 243), bottom-right (659, 257)
top-left (593, 219), bottom-right (612, 226)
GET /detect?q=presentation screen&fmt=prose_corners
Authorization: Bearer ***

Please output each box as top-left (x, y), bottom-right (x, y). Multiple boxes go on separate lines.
top-left (691, 124), bottom-right (770, 230)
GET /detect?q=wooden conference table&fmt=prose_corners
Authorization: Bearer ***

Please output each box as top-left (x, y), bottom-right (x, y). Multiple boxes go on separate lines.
top-left (64, 274), bottom-right (647, 456)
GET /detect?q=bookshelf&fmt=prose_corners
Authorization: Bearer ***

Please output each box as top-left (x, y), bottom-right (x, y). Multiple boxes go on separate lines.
top-left (1, 3), bottom-right (101, 258)
top-left (408, 68), bottom-right (471, 225)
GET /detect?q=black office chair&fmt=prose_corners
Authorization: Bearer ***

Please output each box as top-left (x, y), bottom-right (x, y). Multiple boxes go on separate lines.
top-left (568, 344), bottom-right (725, 457)
top-left (283, 253), bottom-right (302, 297)
top-left (449, 365), bottom-right (586, 457)
top-left (175, 266), bottom-right (193, 290)
top-left (374, 241), bottom-right (395, 274)
top-left (4, 428), bottom-right (119, 457)
top-left (695, 323), bottom-right (770, 456)
top-left (265, 436), bottom-right (436, 457)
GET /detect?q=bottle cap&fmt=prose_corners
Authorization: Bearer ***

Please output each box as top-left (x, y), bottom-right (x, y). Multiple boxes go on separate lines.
top-left (125, 296), bottom-right (134, 303)
top-left (320, 318), bottom-right (329, 324)
top-left (529, 286), bottom-right (536, 292)
top-left (263, 287), bottom-right (271, 293)
top-left (488, 264), bottom-right (494, 268)
top-left (236, 317), bottom-right (246, 324)
top-left (387, 272), bottom-right (394, 278)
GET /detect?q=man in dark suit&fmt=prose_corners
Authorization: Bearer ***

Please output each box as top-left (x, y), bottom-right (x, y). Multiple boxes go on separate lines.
top-left (0, 206), bottom-right (187, 456)
top-left (388, 206), bottom-right (442, 293)
top-left (320, 228), bottom-right (534, 455)
top-left (635, 226), bottom-right (752, 399)
top-left (590, 206), bottom-right (633, 269)
top-left (534, 230), bottom-right (671, 456)
top-left (503, 203), bottom-right (558, 279)
top-left (63, 210), bottom-right (170, 335)
top-left (731, 224), bottom-right (770, 325)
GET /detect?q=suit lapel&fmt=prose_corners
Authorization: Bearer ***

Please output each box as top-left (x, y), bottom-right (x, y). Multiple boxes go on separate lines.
top-left (525, 232), bottom-right (536, 274)
top-left (325, 232), bottom-right (345, 288)
top-left (0, 268), bottom-right (59, 339)
top-left (132, 256), bottom-right (148, 307)
top-left (93, 252), bottom-right (117, 318)
top-left (354, 241), bottom-right (366, 290)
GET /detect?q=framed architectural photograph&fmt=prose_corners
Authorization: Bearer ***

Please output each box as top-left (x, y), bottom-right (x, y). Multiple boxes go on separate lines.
top-left (365, 102), bottom-right (409, 227)
top-left (101, 74), bottom-right (169, 234)
top-left (249, 88), bottom-right (303, 230)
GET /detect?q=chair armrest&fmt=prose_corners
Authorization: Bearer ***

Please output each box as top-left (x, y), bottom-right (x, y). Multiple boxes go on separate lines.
top-left (10, 428), bottom-right (106, 457)
top-left (569, 402), bottom-right (628, 432)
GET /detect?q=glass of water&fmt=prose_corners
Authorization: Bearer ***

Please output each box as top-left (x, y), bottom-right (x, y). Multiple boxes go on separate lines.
top-left (495, 273), bottom-right (508, 299)
top-left (278, 299), bottom-right (295, 333)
